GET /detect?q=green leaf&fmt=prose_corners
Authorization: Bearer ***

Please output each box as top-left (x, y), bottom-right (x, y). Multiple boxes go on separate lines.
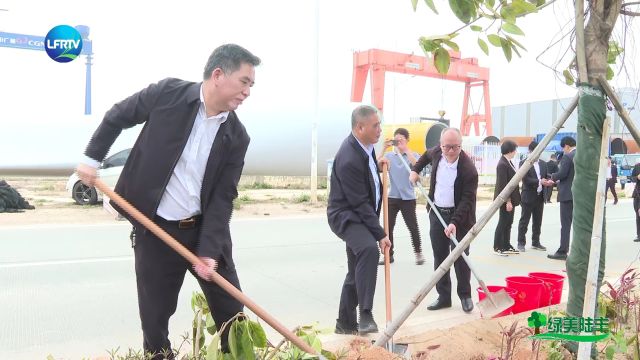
top-left (536, 0), bottom-right (546, 6)
top-left (206, 313), bottom-right (217, 335)
top-left (419, 37), bottom-right (440, 52)
top-left (477, 38), bottom-right (489, 55)
top-left (206, 332), bottom-right (221, 360)
top-left (607, 41), bottom-right (624, 64)
top-left (511, 44), bottom-right (522, 58)
top-left (423, 0), bottom-right (438, 14)
top-left (449, 0), bottom-right (475, 23)
top-left (500, 38), bottom-right (513, 62)
top-left (500, 6), bottom-right (516, 24)
top-left (433, 48), bottom-right (451, 74)
top-left (442, 39), bottom-right (460, 51)
top-left (487, 34), bottom-right (502, 47)
top-left (511, 0), bottom-right (537, 14)
top-left (228, 322), bottom-right (238, 360)
top-left (486, 0), bottom-right (495, 8)
top-left (411, 0), bottom-right (418, 11)
top-left (247, 321), bottom-right (267, 348)
top-left (606, 345), bottom-right (615, 360)
top-left (505, 35), bottom-right (527, 50)
top-left (607, 66), bottom-right (614, 80)
top-left (46, 356), bottom-right (56, 360)
top-left (470, 25), bottom-right (482, 32)
top-left (501, 22), bottom-right (525, 36)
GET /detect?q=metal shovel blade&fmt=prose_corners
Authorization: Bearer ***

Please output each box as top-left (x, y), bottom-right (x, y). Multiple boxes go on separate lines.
top-left (379, 339), bottom-right (409, 357)
top-left (477, 288), bottom-right (514, 318)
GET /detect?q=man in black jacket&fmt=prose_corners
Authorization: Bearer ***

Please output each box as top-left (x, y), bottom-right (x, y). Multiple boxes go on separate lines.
top-left (606, 157), bottom-right (619, 205)
top-left (517, 141), bottom-right (549, 252)
top-left (547, 136), bottom-right (576, 260)
top-left (409, 128), bottom-right (478, 313)
top-left (328, 105), bottom-right (391, 335)
top-left (76, 44), bottom-right (260, 359)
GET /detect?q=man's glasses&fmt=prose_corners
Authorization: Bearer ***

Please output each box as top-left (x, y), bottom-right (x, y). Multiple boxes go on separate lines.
top-left (441, 144), bottom-right (461, 151)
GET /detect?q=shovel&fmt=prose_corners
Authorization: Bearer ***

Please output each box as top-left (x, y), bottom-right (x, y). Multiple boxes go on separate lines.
top-left (395, 151), bottom-right (514, 318)
top-left (380, 163), bottom-right (409, 355)
top-left (94, 179), bottom-right (327, 359)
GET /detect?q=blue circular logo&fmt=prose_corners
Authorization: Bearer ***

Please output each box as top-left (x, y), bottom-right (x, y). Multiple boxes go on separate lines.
top-left (44, 25), bottom-right (83, 63)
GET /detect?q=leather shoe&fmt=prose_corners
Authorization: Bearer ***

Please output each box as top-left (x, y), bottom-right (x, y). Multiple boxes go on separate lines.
top-left (427, 298), bottom-right (452, 311)
top-left (378, 255), bottom-right (394, 265)
top-left (461, 297), bottom-right (474, 313)
top-left (531, 243), bottom-right (547, 251)
top-left (358, 311), bottom-right (378, 334)
top-left (547, 252), bottom-right (567, 260)
top-left (334, 319), bottom-right (358, 335)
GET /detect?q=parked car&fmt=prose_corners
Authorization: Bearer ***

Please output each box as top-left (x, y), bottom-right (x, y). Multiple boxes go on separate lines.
top-left (612, 153), bottom-right (640, 189)
top-left (66, 148), bottom-right (131, 205)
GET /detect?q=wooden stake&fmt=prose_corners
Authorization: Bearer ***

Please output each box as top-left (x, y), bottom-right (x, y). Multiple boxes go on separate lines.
top-left (575, 0), bottom-right (588, 83)
top-left (598, 77), bottom-right (640, 148)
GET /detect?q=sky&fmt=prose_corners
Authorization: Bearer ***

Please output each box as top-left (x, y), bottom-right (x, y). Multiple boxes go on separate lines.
top-left (0, 0), bottom-right (639, 170)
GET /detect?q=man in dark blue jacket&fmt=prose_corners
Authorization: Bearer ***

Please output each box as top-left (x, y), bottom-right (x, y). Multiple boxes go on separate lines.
top-left (327, 105), bottom-right (391, 335)
top-left (547, 136), bottom-right (576, 260)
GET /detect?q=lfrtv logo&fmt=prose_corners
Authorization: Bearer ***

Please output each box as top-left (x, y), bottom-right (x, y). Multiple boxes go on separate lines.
top-left (44, 25), bottom-right (83, 63)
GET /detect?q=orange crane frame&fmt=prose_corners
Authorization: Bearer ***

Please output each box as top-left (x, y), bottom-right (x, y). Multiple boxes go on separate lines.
top-left (350, 48), bottom-right (492, 136)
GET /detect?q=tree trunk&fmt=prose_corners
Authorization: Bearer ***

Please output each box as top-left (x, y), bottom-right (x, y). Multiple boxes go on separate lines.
top-left (565, 0), bottom-right (622, 320)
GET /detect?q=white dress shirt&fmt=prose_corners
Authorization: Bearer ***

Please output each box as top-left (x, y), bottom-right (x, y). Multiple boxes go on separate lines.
top-left (355, 137), bottom-right (381, 211)
top-left (156, 85), bottom-right (229, 220)
top-left (434, 155), bottom-right (458, 207)
top-left (533, 161), bottom-right (542, 194)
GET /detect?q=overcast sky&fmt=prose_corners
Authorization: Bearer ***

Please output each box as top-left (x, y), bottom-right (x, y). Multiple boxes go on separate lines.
top-left (0, 0), bottom-right (638, 167)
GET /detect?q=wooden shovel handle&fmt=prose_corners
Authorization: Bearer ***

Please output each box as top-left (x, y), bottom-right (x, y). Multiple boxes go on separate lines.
top-left (94, 179), bottom-right (320, 357)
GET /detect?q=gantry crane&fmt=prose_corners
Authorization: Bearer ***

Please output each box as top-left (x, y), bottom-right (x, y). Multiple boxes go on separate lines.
top-left (350, 48), bottom-right (492, 136)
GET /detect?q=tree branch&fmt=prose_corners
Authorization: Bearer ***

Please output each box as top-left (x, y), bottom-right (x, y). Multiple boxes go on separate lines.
top-left (620, 9), bottom-right (640, 16)
top-left (605, 0), bottom-right (624, 25)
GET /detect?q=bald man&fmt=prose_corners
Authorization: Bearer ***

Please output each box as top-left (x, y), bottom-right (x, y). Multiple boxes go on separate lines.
top-left (410, 128), bottom-right (478, 313)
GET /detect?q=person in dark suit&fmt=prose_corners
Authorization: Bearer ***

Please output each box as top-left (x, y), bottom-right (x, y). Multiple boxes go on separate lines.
top-left (409, 128), bottom-right (478, 313)
top-left (546, 136), bottom-right (576, 260)
top-left (76, 44), bottom-right (260, 359)
top-left (327, 105), bottom-right (392, 335)
top-left (632, 163), bottom-right (640, 242)
top-left (606, 157), bottom-right (619, 205)
top-left (517, 141), bottom-right (548, 252)
top-left (544, 153), bottom-right (559, 203)
top-left (492, 140), bottom-right (520, 256)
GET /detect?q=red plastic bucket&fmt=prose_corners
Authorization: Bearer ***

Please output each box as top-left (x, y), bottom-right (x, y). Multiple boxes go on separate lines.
top-left (529, 272), bottom-right (565, 306)
top-left (505, 276), bottom-right (544, 314)
top-left (477, 286), bottom-right (517, 317)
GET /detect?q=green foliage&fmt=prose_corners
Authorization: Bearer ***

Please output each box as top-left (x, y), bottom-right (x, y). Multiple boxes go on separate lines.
top-left (563, 41), bottom-right (625, 85)
top-left (294, 194), bottom-right (311, 203)
top-left (412, 0), bottom-right (547, 73)
top-left (434, 48), bottom-right (452, 73)
top-left (544, 340), bottom-right (565, 360)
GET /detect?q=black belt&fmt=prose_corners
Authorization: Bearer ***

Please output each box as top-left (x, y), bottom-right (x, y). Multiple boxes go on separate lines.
top-left (434, 206), bottom-right (455, 215)
top-left (156, 215), bottom-right (202, 229)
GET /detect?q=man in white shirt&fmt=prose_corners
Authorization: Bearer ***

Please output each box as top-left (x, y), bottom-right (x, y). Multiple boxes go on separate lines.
top-left (517, 141), bottom-right (549, 252)
top-left (76, 44), bottom-right (260, 359)
top-left (409, 128), bottom-right (478, 314)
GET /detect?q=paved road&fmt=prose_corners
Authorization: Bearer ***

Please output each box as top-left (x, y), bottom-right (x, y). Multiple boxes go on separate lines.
top-left (1, 200), bottom-right (639, 359)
